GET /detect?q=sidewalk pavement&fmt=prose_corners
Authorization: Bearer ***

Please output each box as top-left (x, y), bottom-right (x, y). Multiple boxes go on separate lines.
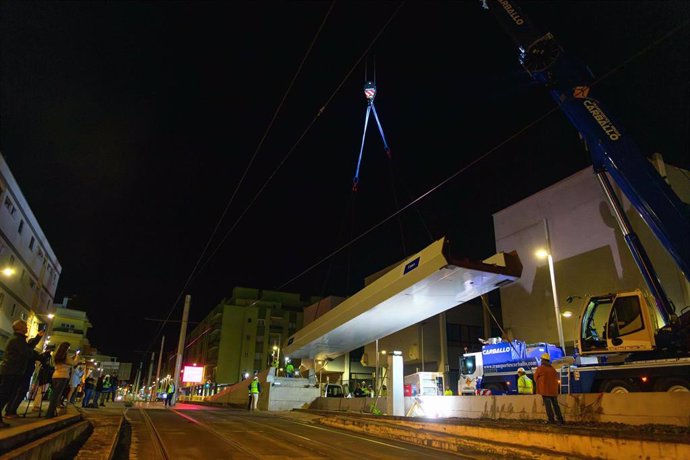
top-left (0, 399), bottom-right (129, 459)
top-left (0, 401), bottom-right (82, 457)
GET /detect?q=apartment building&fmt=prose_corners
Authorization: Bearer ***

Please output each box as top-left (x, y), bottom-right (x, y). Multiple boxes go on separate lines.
top-left (0, 154), bottom-right (61, 353)
top-left (185, 287), bottom-right (318, 389)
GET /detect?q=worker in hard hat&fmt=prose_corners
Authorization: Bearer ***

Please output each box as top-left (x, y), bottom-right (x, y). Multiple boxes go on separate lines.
top-left (517, 368), bottom-right (533, 395)
top-left (533, 353), bottom-right (564, 424)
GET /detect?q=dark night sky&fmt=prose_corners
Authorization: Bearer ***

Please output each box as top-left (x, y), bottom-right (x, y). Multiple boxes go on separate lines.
top-left (1, 1), bottom-right (688, 365)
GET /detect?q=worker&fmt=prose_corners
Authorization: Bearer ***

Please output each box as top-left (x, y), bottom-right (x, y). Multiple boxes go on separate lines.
top-left (249, 376), bottom-right (261, 411)
top-left (444, 386), bottom-right (453, 396)
top-left (517, 368), bottom-right (533, 395)
top-left (533, 353), bottom-right (564, 424)
top-left (285, 361), bottom-right (294, 378)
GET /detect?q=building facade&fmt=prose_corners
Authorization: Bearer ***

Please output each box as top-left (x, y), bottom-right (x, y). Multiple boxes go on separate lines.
top-left (185, 287), bottom-right (318, 389)
top-left (46, 297), bottom-right (92, 353)
top-left (494, 156), bottom-right (690, 349)
top-left (0, 154), bottom-right (61, 354)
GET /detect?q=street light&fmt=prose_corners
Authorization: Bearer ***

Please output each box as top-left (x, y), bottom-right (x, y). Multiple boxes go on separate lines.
top-left (1, 267), bottom-right (15, 277)
top-left (536, 245), bottom-right (566, 353)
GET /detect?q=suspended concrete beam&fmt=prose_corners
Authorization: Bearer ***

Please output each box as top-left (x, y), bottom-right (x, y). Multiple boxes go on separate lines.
top-left (284, 237), bottom-right (522, 361)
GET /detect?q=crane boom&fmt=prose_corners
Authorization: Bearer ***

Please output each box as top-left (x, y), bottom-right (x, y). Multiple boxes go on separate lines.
top-left (484, 0), bottom-right (690, 324)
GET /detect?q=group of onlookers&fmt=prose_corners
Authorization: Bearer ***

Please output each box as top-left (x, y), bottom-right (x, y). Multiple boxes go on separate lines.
top-left (0, 319), bottom-right (118, 428)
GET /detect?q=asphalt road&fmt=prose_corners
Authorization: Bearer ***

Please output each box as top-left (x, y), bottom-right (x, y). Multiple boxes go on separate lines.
top-left (124, 404), bottom-right (473, 459)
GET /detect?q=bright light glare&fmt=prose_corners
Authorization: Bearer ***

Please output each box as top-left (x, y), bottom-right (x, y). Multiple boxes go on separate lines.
top-left (47, 314), bottom-right (55, 319)
top-left (535, 249), bottom-right (549, 259)
top-left (2, 267), bottom-right (15, 277)
top-left (562, 311), bottom-right (573, 318)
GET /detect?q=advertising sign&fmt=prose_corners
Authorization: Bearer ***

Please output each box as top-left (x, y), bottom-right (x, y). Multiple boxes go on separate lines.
top-left (182, 365), bottom-right (204, 383)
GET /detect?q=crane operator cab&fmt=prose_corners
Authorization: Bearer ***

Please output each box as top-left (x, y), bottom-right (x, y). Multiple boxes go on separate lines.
top-left (577, 290), bottom-right (659, 355)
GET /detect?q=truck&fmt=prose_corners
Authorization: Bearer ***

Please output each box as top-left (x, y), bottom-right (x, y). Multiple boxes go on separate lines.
top-left (461, 1), bottom-right (690, 394)
top-left (460, 340), bottom-right (563, 395)
top-left (404, 372), bottom-right (445, 396)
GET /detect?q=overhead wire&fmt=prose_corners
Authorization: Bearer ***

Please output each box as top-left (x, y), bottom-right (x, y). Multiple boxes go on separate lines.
top-left (141, 1), bottom-right (336, 356)
top-left (274, 19), bottom-right (689, 292)
top-left (190, 1), bottom-right (407, 283)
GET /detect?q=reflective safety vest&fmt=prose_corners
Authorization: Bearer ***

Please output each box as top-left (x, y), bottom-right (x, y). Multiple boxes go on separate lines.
top-left (444, 389), bottom-right (453, 396)
top-left (285, 364), bottom-right (294, 374)
top-left (518, 374), bottom-right (534, 394)
top-left (167, 383), bottom-right (175, 393)
top-left (250, 380), bottom-right (260, 394)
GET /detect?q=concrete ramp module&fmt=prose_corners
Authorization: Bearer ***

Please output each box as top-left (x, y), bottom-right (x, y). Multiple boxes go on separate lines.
top-left (283, 237), bottom-right (522, 361)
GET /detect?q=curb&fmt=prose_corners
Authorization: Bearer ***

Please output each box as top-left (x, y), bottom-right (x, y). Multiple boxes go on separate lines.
top-left (305, 411), bottom-right (690, 459)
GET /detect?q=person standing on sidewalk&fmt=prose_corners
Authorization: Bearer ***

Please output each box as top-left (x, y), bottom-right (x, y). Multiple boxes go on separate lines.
top-left (249, 376), bottom-right (260, 411)
top-left (46, 343), bottom-right (78, 418)
top-left (81, 375), bottom-right (96, 408)
top-left (534, 353), bottom-right (564, 424)
top-left (4, 326), bottom-right (44, 418)
top-left (68, 365), bottom-right (85, 405)
top-left (0, 321), bottom-right (40, 427)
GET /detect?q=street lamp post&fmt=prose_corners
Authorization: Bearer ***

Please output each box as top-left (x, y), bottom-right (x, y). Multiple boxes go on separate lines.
top-left (536, 219), bottom-right (566, 353)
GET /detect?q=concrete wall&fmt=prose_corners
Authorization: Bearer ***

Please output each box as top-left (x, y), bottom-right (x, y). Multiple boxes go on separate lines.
top-left (494, 164), bottom-right (690, 346)
top-left (310, 393), bottom-right (690, 427)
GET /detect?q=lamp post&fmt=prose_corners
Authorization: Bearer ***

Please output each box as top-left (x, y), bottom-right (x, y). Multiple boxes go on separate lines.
top-left (536, 219), bottom-right (566, 353)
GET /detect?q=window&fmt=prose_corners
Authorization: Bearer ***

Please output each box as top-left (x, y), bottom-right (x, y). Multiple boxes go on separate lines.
top-left (11, 304), bottom-right (16, 317)
top-left (20, 312), bottom-right (27, 321)
top-left (608, 295), bottom-right (644, 338)
top-left (4, 196), bottom-right (14, 214)
top-left (18, 220), bottom-right (24, 234)
top-left (29, 237), bottom-right (35, 250)
top-left (9, 255), bottom-right (14, 266)
top-left (0, 293), bottom-right (4, 307)
top-left (21, 269), bottom-right (26, 280)
top-left (38, 248), bottom-right (43, 258)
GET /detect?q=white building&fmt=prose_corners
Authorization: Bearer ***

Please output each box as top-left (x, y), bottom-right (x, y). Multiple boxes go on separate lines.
top-left (494, 155), bottom-right (690, 350)
top-left (0, 153), bottom-right (61, 354)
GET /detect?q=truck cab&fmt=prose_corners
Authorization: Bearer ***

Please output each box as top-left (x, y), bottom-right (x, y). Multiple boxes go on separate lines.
top-left (459, 352), bottom-right (483, 395)
top-left (577, 290), bottom-right (659, 355)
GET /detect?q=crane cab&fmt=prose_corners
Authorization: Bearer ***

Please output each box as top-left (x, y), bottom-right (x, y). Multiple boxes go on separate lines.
top-left (577, 290), bottom-right (659, 355)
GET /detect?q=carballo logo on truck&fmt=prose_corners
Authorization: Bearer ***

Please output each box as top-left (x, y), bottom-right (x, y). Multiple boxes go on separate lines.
top-left (583, 99), bottom-right (621, 141)
top-left (497, 0), bottom-right (524, 25)
top-left (482, 346), bottom-right (511, 355)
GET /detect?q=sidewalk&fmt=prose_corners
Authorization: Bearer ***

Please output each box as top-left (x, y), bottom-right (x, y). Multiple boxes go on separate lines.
top-left (0, 401), bottom-right (84, 459)
top-left (75, 402), bottom-right (127, 460)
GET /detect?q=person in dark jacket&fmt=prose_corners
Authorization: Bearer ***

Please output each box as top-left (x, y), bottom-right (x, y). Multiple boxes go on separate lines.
top-left (4, 328), bottom-right (43, 418)
top-left (0, 320), bottom-right (41, 427)
top-left (534, 353), bottom-right (564, 424)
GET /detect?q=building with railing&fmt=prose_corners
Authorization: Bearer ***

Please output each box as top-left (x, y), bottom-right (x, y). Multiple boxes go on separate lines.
top-left (0, 153), bottom-right (61, 354)
top-left (46, 297), bottom-right (92, 353)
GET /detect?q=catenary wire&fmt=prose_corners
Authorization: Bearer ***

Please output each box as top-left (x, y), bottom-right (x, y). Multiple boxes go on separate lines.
top-left (190, 1), bottom-right (407, 283)
top-left (274, 19), bottom-right (689, 292)
top-left (141, 1), bottom-right (336, 356)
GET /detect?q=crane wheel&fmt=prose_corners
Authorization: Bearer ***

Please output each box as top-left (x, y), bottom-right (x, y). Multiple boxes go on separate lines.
top-left (653, 377), bottom-right (690, 393)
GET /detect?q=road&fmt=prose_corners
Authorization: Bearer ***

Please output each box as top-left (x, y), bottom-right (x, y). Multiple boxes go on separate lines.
top-left (123, 404), bottom-right (473, 459)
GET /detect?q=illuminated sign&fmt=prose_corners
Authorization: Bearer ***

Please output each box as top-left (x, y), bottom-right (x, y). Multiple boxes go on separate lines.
top-left (182, 365), bottom-right (204, 383)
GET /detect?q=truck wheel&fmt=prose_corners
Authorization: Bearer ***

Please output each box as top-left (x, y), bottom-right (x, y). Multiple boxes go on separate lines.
top-left (600, 379), bottom-right (638, 393)
top-left (654, 378), bottom-right (690, 393)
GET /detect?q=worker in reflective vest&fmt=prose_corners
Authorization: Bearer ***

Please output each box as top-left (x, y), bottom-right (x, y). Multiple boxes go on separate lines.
top-left (285, 362), bottom-right (294, 378)
top-left (517, 368), bottom-right (534, 395)
top-left (249, 376), bottom-right (260, 411)
top-left (444, 386), bottom-right (453, 396)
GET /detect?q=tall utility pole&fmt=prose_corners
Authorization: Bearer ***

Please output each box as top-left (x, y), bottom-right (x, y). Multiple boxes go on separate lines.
top-left (133, 361), bottom-right (143, 396)
top-left (146, 351), bottom-right (155, 402)
top-left (154, 336), bottom-right (165, 398)
top-left (172, 295), bottom-right (191, 405)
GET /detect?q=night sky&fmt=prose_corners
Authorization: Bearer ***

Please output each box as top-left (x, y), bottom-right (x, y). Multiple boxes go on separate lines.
top-left (1, 1), bottom-right (688, 366)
